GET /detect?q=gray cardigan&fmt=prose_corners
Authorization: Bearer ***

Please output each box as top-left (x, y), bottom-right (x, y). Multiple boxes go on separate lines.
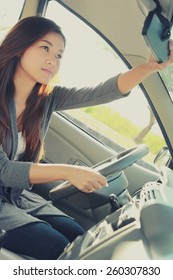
top-left (0, 76), bottom-right (127, 231)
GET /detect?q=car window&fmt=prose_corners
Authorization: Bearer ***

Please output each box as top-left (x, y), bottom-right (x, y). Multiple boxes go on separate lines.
top-left (160, 32), bottom-right (173, 100)
top-left (45, 0), bottom-right (166, 170)
top-left (0, 0), bottom-right (25, 41)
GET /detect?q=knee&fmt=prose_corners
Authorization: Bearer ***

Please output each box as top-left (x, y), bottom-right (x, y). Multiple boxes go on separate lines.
top-left (45, 235), bottom-right (69, 259)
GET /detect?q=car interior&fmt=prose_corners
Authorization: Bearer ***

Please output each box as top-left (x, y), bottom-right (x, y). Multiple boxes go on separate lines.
top-left (1, 0), bottom-right (173, 260)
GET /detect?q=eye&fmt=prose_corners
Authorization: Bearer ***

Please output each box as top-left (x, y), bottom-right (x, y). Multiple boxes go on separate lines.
top-left (41, 45), bottom-right (49, 52)
top-left (55, 54), bottom-right (62, 60)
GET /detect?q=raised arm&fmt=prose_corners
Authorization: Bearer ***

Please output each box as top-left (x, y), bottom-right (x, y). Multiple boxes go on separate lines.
top-left (116, 41), bottom-right (173, 94)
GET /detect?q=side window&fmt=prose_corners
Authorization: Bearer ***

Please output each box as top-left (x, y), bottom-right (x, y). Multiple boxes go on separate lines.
top-left (0, 0), bottom-right (25, 41)
top-left (45, 0), bottom-right (166, 169)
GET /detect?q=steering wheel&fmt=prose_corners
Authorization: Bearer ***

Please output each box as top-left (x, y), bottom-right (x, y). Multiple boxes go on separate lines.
top-left (49, 144), bottom-right (149, 200)
top-left (93, 144), bottom-right (149, 177)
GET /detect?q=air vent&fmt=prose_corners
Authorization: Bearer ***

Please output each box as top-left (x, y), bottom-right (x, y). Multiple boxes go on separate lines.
top-left (142, 189), bottom-right (156, 202)
top-left (140, 182), bottom-right (158, 203)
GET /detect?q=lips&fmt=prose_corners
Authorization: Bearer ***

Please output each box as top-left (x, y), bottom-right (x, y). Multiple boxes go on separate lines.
top-left (42, 68), bottom-right (53, 76)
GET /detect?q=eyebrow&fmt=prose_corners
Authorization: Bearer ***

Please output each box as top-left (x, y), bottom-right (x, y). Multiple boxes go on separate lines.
top-left (40, 39), bottom-right (64, 53)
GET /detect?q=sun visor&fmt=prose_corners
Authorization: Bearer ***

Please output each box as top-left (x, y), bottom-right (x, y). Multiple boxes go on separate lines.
top-left (137, 0), bottom-right (157, 17)
top-left (137, 0), bottom-right (173, 22)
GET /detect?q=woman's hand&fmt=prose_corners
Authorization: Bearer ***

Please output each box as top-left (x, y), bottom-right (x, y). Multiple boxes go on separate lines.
top-left (117, 40), bottom-right (173, 95)
top-left (146, 40), bottom-right (173, 72)
top-left (66, 165), bottom-right (108, 193)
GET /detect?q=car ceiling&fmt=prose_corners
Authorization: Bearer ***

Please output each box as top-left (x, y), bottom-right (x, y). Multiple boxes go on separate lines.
top-left (58, 0), bottom-right (148, 66)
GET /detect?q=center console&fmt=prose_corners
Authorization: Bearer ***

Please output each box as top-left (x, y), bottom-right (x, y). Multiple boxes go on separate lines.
top-left (59, 182), bottom-right (173, 260)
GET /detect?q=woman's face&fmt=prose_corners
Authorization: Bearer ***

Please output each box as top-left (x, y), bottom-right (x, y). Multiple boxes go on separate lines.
top-left (17, 32), bottom-right (65, 86)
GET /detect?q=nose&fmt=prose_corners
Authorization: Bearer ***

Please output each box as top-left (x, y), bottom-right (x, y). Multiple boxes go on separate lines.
top-left (46, 55), bottom-right (57, 67)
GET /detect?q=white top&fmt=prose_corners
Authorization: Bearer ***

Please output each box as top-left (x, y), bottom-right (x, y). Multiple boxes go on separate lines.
top-left (14, 131), bottom-right (26, 160)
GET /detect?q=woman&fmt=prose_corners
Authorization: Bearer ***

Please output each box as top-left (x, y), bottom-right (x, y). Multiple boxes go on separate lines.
top-left (0, 16), bottom-right (172, 260)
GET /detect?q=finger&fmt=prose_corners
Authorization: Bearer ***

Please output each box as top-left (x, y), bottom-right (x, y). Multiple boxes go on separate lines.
top-left (87, 179), bottom-right (107, 192)
top-left (88, 176), bottom-right (107, 190)
top-left (97, 174), bottom-right (108, 186)
top-left (85, 181), bottom-right (99, 192)
top-left (92, 180), bottom-right (103, 190)
top-left (88, 188), bottom-right (94, 193)
top-left (84, 186), bottom-right (94, 193)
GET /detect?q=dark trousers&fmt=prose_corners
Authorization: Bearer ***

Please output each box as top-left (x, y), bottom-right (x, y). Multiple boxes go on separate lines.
top-left (3, 215), bottom-right (85, 259)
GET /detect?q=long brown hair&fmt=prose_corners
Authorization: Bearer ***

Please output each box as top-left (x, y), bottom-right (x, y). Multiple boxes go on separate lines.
top-left (0, 16), bottom-right (66, 161)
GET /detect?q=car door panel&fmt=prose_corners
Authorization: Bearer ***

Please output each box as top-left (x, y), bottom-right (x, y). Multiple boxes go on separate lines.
top-left (44, 113), bottom-right (114, 166)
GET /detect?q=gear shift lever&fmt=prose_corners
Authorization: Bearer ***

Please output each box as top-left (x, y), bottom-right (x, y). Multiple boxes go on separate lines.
top-left (109, 194), bottom-right (121, 212)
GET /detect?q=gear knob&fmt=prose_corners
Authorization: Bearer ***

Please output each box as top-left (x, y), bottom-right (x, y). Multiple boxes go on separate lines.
top-left (109, 194), bottom-right (121, 212)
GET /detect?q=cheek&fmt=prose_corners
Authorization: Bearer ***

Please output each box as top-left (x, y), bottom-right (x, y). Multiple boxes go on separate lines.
top-left (20, 51), bottom-right (35, 71)
top-left (55, 63), bottom-right (60, 73)
top-left (19, 60), bottom-right (35, 78)
top-left (19, 51), bottom-right (44, 77)
top-left (52, 62), bottom-right (60, 77)
top-left (20, 48), bottom-right (42, 68)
